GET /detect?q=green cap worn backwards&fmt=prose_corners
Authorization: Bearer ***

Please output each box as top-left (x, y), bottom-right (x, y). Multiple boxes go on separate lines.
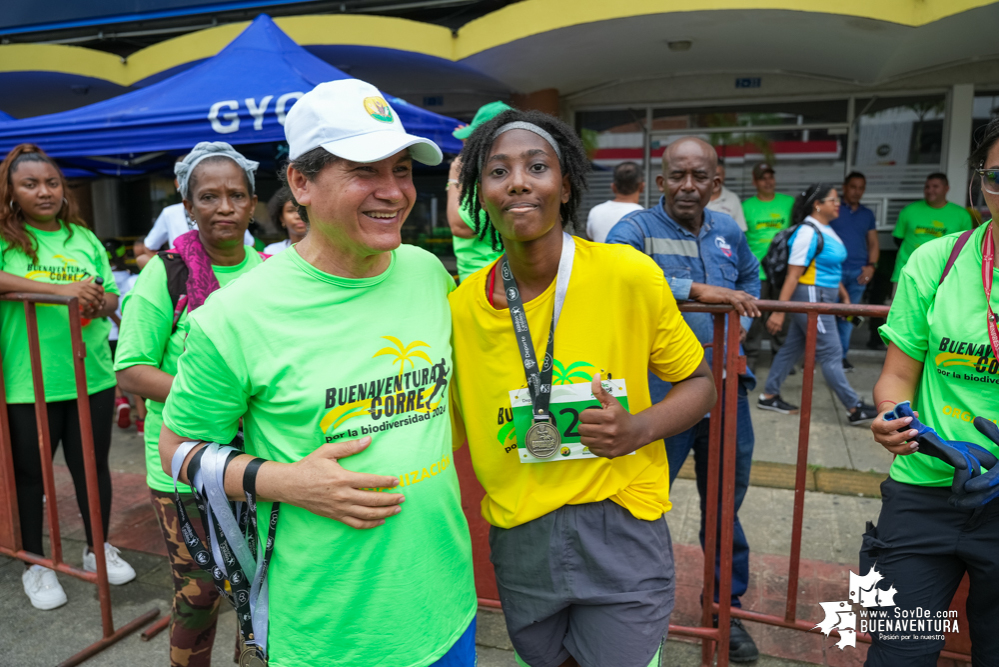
top-left (452, 101), bottom-right (514, 140)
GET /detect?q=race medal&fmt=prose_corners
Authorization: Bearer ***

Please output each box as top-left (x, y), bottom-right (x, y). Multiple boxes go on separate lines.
top-left (239, 646), bottom-right (267, 667)
top-left (525, 421), bottom-right (561, 459)
top-left (499, 233), bottom-right (576, 462)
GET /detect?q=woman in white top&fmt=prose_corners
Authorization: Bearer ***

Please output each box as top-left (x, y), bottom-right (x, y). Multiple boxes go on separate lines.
top-left (264, 186), bottom-right (307, 254)
top-left (758, 182), bottom-right (878, 424)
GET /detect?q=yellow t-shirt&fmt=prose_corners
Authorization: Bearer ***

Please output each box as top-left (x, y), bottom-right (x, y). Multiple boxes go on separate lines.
top-left (449, 237), bottom-right (704, 529)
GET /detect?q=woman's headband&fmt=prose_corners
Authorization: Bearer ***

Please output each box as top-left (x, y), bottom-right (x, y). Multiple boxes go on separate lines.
top-left (491, 121), bottom-right (563, 164)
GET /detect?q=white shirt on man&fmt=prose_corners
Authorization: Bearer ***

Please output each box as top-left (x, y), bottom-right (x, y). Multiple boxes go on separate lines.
top-left (109, 269), bottom-right (137, 341)
top-left (263, 239), bottom-right (292, 255)
top-left (706, 186), bottom-right (747, 232)
top-left (586, 200), bottom-right (644, 243)
top-left (144, 202), bottom-right (254, 250)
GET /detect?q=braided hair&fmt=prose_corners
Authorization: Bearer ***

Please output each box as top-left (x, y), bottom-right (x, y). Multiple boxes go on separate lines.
top-left (792, 182), bottom-right (837, 224)
top-left (457, 109), bottom-right (589, 251)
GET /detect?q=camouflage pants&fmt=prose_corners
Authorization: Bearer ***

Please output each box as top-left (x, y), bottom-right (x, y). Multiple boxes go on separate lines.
top-left (150, 488), bottom-right (225, 666)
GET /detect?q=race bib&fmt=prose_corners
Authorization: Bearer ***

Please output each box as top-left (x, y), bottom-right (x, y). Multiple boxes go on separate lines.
top-left (508, 379), bottom-right (631, 463)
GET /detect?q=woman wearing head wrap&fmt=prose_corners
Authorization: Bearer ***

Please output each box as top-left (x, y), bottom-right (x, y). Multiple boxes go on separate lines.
top-left (448, 109), bottom-right (716, 667)
top-left (264, 186), bottom-right (307, 255)
top-left (114, 142), bottom-right (264, 666)
top-left (759, 183), bottom-right (878, 424)
top-left (0, 144), bottom-right (135, 610)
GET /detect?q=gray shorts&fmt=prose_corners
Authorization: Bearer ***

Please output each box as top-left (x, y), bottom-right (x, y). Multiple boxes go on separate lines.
top-left (489, 499), bottom-right (675, 667)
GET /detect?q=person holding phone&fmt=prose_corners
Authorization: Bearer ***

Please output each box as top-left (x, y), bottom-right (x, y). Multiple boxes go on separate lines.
top-left (0, 144), bottom-right (134, 611)
top-left (866, 117), bottom-right (999, 666)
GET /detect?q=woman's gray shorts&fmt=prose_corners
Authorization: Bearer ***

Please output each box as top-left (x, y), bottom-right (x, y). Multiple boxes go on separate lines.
top-left (489, 499), bottom-right (675, 667)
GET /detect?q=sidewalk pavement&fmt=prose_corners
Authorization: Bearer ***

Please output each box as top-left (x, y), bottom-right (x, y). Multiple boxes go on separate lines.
top-left (0, 352), bottom-right (968, 666)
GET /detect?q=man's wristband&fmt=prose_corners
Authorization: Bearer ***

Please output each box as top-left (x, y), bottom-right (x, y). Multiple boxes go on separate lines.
top-left (186, 445), bottom-right (207, 484)
top-left (242, 457), bottom-right (267, 498)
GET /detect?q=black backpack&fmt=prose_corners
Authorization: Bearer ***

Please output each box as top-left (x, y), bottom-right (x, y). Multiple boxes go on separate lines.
top-left (761, 220), bottom-right (824, 289)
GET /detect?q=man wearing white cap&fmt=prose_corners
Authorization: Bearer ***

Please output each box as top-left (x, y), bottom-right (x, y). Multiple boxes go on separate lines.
top-left (157, 79), bottom-right (476, 666)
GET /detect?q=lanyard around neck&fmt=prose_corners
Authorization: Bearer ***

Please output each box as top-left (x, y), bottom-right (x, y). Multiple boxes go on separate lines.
top-left (982, 222), bottom-right (999, 363)
top-left (498, 232), bottom-right (575, 424)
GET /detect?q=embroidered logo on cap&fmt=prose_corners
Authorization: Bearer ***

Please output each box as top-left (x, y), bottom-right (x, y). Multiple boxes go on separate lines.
top-left (363, 96), bottom-right (394, 123)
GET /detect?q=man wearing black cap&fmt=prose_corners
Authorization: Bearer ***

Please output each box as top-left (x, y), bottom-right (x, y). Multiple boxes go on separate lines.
top-left (742, 162), bottom-right (794, 373)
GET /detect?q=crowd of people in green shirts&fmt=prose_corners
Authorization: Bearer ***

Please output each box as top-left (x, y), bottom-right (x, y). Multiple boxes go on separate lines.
top-left (0, 80), bottom-right (996, 667)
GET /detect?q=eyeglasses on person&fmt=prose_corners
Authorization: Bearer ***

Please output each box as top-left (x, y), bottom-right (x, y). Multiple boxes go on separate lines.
top-left (976, 167), bottom-right (999, 195)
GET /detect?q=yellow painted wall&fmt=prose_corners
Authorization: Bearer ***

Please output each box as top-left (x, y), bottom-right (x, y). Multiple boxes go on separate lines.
top-left (0, 0), bottom-right (991, 85)
top-left (456, 0), bottom-right (998, 59)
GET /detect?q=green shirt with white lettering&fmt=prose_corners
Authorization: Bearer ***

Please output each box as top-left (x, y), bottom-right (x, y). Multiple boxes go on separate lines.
top-left (891, 200), bottom-right (972, 281)
top-left (742, 193), bottom-right (795, 280)
top-left (880, 223), bottom-right (999, 486)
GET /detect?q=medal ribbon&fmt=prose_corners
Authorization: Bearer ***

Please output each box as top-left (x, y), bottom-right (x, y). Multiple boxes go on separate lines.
top-left (499, 232), bottom-right (575, 423)
top-left (171, 441), bottom-right (279, 662)
top-left (982, 222), bottom-right (999, 363)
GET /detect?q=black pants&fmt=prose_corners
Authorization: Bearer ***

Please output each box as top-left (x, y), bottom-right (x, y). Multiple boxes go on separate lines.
top-left (8, 387), bottom-right (115, 555)
top-left (861, 478), bottom-right (999, 666)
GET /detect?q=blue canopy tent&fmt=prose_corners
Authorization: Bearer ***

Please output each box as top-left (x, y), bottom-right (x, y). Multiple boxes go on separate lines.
top-left (0, 15), bottom-right (462, 175)
top-left (0, 110), bottom-right (13, 121)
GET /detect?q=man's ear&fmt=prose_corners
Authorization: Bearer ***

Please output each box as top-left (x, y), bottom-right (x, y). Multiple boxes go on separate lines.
top-left (656, 174), bottom-right (666, 193)
top-left (286, 164), bottom-right (312, 207)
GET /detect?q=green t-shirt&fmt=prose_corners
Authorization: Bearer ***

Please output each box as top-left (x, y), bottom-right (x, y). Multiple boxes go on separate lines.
top-left (162, 246), bottom-right (476, 666)
top-left (0, 222), bottom-right (119, 403)
top-left (891, 200), bottom-right (973, 281)
top-left (742, 193), bottom-right (795, 280)
top-left (879, 223), bottom-right (999, 486)
top-left (453, 205), bottom-right (501, 282)
top-left (113, 248), bottom-right (262, 492)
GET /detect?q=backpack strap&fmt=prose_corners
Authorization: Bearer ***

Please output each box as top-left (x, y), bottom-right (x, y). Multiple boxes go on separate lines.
top-left (939, 229), bottom-right (975, 286)
top-left (799, 220), bottom-right (825, 258)
top-left (158, 250), bottom-right (189, 335)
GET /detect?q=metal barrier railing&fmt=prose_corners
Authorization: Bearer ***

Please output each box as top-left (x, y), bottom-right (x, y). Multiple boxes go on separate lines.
top-left (468, 298), bottom-right (972, 665)
top-left (672, 300), bottom-right (972, 666)
top-left (0, 292), bottom-right (159, 666)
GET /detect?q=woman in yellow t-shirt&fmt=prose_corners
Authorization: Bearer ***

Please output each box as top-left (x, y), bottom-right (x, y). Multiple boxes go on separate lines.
top-left (449, 109), bottom-right (715, 667)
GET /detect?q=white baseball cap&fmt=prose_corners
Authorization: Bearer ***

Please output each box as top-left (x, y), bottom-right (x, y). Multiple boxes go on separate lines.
top-left (284, 79), bottom-right (443, 166)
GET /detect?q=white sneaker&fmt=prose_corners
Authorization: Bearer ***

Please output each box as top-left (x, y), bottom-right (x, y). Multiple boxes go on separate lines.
top-left (22, 565), bottom-right (68, 610)
top-left (83, 543), bottom-right (136, 585)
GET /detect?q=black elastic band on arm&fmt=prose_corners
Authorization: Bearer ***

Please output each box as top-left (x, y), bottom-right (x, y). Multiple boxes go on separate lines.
top-left (187, 445), bottom-right (208, 484)
top-left (242, 457), bottom-right (267, 498)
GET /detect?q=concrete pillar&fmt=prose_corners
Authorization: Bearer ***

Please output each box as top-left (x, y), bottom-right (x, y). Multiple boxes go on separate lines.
top-left (945, 84), bottom-right (974, 206)
top-left (90, 179), bottom-right (120, 239)
top-left (512, 88), bottom-right (560, 116)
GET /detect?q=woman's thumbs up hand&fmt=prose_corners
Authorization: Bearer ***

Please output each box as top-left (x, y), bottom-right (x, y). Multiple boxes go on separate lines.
top-left (578, 373), bottom-right (649, 459)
